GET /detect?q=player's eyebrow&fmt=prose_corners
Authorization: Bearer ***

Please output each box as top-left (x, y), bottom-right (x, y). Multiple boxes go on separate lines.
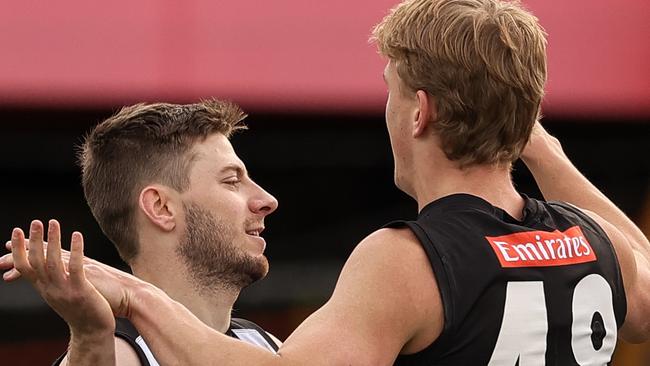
top-left (219, 163), bottom-right (248, 178)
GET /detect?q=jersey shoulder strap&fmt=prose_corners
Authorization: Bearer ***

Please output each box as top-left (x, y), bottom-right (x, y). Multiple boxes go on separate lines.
top-left (114, 317), bottom-right (157, 365)
top-left (228, 317), bottom-right (280, 352)
top-left (51, 318), bottom-right (154, 366)
top-left (547, 201), bottom-right (610, 239)
top-left (52, 317), bottom-right (280, 365)
top-left (545, 200), bottom-right (628, 321)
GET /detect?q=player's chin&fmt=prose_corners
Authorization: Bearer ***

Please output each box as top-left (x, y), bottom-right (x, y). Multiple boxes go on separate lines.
top-left (243, 256), bottom-right (269, 286)
top-left (245, 233), bottom-right (267, 255)
top-left (256, 255), bottom-right (270, 277)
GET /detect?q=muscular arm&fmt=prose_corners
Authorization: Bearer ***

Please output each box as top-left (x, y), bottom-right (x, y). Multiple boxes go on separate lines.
top-left (60, 337), bottom-right (141, 366)
top-left (122, 228), bottom-right (442, 365)
top-left (60, 331), bottom-right (116, 366)
top-left (521, 123), bottom-right (650, 341)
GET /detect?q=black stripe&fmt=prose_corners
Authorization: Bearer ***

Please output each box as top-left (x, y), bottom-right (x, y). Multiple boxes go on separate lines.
top-left (115, 318), bottom-right (152, 366)
top-left (51, 318), bottom-right (150, 366)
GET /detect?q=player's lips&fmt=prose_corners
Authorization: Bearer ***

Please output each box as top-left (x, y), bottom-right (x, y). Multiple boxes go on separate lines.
top-left (245, 226), bottom-right (266, 252)
top-left (245, 226), bottom-right (264, 236)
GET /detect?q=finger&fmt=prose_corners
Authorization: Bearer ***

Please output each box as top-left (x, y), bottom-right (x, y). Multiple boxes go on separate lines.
top-left (45, 220), bottom-right (65, 283)
top-left (0, 253), bottom-right (14, 270)
top-left (69, 232), bottom-right (86, 286)
top-left (11, 228), bottom-right (35, 280)
top-left (5, 240), bottom-right (47, 251)
top-left (27, 220), bottom-right (46, 277)
top-left (3, 268), bottom-right (22, 282)
top-left (4, 240), bottom-right (51, 263)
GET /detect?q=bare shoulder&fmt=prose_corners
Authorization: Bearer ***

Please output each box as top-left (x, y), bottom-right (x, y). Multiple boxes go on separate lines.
top-left (58, 336), bottom-right (142, 366)
top-left (345, 227), bottom-right (444, 353)
top-left (345, 227), bottom-right (434, 290)
top-left (275, 227), bottom-right (443, 365)
top-left (352, 227), bottom-right (425, 261)
top-left (580, 209), bottom-right (650, 342)
top-left (352, 226), bottom-right (436, 281)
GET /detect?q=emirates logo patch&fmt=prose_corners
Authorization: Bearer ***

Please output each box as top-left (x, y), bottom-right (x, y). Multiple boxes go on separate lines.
top-left (486, 226), bottom-right (597, 268)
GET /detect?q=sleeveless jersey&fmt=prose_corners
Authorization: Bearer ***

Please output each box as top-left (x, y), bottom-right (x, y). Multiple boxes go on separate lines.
top-left (387, 194), bottom-right (626, 366)
top-left (52, 317), bottom-right (279, 366)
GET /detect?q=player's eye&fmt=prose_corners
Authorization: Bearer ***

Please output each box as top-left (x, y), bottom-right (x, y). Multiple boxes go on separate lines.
top-left (223, 177), bottom-right (241, 187)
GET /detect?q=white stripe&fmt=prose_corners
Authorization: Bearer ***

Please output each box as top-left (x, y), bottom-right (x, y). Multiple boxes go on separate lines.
top-left (231, 329), bottom-right (277, 353)
top-left (132, 328), bottom-right (276, 364)
top-left (135, 335), bottom-right (161, 366)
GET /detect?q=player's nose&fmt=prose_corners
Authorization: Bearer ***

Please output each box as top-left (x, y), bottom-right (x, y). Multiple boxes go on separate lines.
top-left (250, 184), bottom-right (278, 216)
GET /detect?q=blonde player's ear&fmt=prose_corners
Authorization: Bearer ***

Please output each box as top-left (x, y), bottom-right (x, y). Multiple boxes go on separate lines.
top-left (413, 90), bottom-right (437, 138)
top-left (138, 186), bottom-right (177, 232)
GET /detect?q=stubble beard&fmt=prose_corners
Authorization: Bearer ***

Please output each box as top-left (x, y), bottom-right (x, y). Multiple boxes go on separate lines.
top-left (176, 203), bottom-right (269, 294)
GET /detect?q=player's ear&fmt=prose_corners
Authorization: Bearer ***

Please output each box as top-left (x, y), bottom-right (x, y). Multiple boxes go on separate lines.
top-left (413, 90), bottom-right (437, 138)
top-left (138, 185), bottom-right (177, 232)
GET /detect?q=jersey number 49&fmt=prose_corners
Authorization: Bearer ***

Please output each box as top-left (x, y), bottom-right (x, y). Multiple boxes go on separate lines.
top-left (488, 274), bottom-right (617, 366)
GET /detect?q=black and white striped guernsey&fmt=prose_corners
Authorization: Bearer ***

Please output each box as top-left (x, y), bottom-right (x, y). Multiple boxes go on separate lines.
top-left (52, 317), bottom-right (279, 366)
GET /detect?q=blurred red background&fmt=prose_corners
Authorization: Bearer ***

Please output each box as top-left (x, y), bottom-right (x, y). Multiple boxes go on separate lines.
top-left (1, 0), bottom-right (648, 117)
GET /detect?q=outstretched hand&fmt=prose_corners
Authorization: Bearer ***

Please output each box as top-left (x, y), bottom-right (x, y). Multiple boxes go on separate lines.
top-left (5, 220), bottom-right (116, 336)
top-left (1, 220), bottom-right (151, 321)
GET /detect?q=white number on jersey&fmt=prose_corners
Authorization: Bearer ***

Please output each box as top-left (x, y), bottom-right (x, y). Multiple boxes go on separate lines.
top-left (488, 274), bottom-right (616, 366)
top-left (488, 282), bottom-right (547, 366)
top-left (571, 274), bottom-right (617, 365)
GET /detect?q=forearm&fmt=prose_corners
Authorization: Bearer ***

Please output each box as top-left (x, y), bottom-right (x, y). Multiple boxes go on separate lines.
top-left (128, 283), bottom-right (283, 365)
top-left (522, 136), bottom-right (650, 257)
top-left (64, 329), bottom-right (115, 366)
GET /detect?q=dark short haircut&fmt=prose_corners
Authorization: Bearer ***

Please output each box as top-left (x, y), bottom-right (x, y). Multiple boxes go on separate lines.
top-left (79, 99), bottom-right (247, 263)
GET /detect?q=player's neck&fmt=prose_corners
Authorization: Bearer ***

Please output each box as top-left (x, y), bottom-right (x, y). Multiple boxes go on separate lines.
top-left (131, 257), bottom-right (238, 334)
top-left (411, 157), bottom-right (524, 220)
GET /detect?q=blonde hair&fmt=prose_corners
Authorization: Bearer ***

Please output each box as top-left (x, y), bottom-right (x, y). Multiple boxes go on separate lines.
top-left (372, 0), bottom-right (547, 166)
